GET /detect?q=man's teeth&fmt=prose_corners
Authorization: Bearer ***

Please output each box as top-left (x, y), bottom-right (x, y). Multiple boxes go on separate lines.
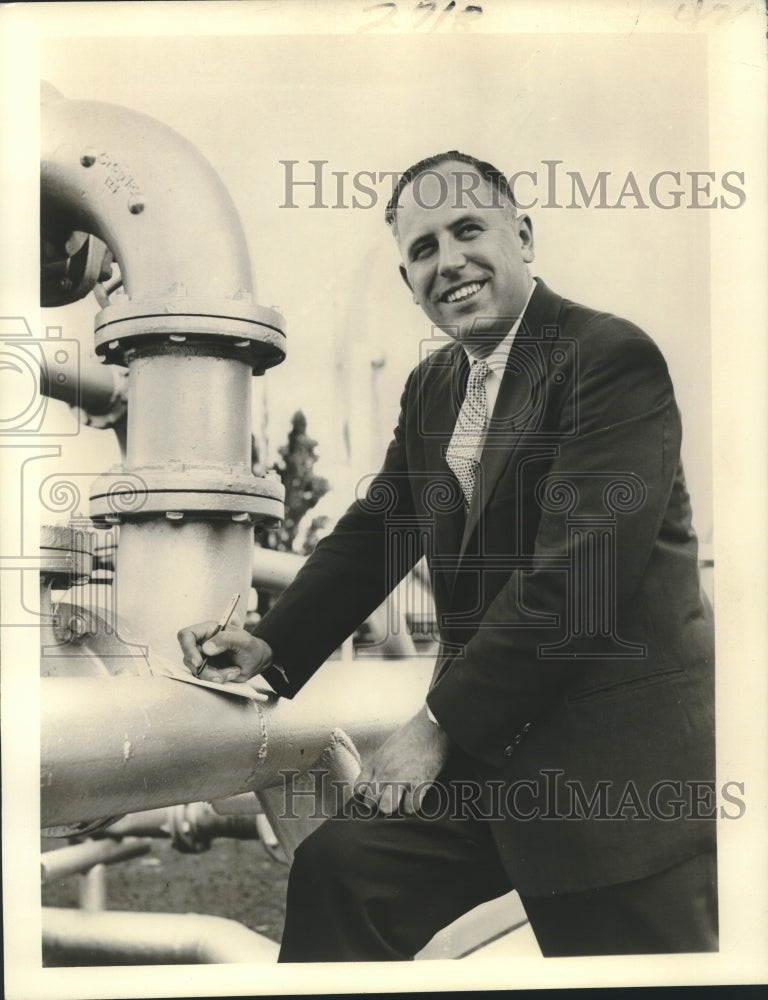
top-left (445, 281), bottom-right (483, 303)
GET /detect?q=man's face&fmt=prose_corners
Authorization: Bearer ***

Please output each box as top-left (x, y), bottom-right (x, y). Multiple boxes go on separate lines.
top-left (395, 162), bottom-right (534, 350)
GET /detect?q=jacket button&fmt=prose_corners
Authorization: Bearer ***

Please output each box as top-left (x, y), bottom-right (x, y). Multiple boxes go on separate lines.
top-left (513, 734), bottom-right (522, 745)
top-left (504, 745), bottom-right (515, 757)
top-left (522, 722), bottom-right (531, 733)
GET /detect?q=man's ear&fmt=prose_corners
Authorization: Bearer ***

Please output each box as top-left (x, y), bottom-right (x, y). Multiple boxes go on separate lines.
top-left (399, 264), bottom-right (418, 304)
top-left (516, 214), bottom-right (535, 263)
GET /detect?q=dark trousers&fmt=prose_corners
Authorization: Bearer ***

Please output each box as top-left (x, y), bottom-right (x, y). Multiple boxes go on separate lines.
top-left (277, 788), bottom-right (718, 962)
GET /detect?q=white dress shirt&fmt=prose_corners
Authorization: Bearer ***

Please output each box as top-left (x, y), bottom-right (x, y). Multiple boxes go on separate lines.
top-left (460, 276), bottom-right (536, 460)
top-left (427, 277), bottom-right (535, 726)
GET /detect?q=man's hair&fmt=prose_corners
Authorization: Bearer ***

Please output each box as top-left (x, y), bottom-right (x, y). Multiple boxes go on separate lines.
top-left (384, 150), bottom-right (517, 231)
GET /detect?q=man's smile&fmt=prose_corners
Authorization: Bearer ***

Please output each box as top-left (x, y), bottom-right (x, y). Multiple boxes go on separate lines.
top-left (439, 279), bottom-right (488, 304)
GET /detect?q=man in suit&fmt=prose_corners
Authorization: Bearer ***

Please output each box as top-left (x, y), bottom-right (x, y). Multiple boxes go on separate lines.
top-left (178, 152), bottom-right (717, 960)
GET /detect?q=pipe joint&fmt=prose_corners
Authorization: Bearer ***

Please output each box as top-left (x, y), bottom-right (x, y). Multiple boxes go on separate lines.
top-left (94, 298), bottom-right (286, 374)
top-left (89, 463), bottom-right (284, 525)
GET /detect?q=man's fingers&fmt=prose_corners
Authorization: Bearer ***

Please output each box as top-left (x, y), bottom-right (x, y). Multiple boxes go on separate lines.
top-left (197, 664), bottom-right (242, 684)
top-left (201, 626), bottom-right (250, 657)
top-left (403, 781), bottom-right (434, 815)
top-left (177, 625), bottom-right (205, 668)
top-left (355, 768), bottom-right (392, 811)
top-left (177, 621), bottom-right (219, 669)
top-left (377, 783), bottom-right (398, 815)
top-left (401, 790), bottom-right (417, 815)
top-left (201, 636), bottom-right (228, 657)
top-left (177, 623), bottom-right (273, 681)
top-left (402, 784), bottom-right (422, 815)
top-left (355, 768), bottom-right (374, 803)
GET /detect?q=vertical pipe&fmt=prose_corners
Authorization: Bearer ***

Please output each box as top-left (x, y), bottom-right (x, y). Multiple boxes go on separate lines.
top-left (115, 519), bottom-right (253, 664)
top-left (124, 351), bottom-right (252, 468)
top-left (116, 346), bottom-right (255, 661)
top-left (41, 88), bottom-right (282, 667)
top-left (78, 864), bottom-right (107, 912)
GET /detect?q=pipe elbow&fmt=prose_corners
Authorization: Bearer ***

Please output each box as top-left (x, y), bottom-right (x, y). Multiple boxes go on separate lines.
top-left (41, 85), bottom-right (253, 305)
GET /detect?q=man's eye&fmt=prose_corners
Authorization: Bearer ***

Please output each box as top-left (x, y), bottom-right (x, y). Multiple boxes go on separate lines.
top-left (459, 223), bottom-right (481, 237)
top-left (413, 244), bottom-right (434, 260)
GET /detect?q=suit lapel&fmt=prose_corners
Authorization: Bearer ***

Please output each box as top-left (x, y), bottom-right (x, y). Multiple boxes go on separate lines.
top-left (454, 279), bottom-right (564, 574)
top-left (419, 343), bottom-right (468, 568)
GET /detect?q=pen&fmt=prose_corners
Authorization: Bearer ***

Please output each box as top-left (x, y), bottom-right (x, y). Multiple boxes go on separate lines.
top-left (195, 593), bottom-right (241, 677)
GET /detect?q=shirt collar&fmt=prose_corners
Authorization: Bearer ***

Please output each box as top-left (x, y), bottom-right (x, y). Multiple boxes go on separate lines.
top-left (462, 276), bottom-right (536, 374)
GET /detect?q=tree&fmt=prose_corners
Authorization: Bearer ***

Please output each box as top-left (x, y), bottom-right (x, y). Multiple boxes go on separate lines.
top-left (256, 411), bottom-right (330, 555)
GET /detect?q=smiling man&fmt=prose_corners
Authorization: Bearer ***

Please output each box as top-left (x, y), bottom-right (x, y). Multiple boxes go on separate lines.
top-left (392, 157), bottom-right (534, 352)
top-left (178, 152), bottom-right (717, 961)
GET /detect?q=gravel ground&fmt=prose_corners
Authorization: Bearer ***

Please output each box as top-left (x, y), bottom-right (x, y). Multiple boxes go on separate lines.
top-left (41, 835), bottom-right (289, 945)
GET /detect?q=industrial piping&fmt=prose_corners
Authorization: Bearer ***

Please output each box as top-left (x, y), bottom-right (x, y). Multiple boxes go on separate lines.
top-left (42, 909), bottom-right (279, 964)
top-left (41, 659), bottom-right (430, 828)
top-left (41, 837), bottom-right (152, 882)
top-left (38, 85), bottom-right (435, 961)
top-left (41, 82), bottom-right (285, 665)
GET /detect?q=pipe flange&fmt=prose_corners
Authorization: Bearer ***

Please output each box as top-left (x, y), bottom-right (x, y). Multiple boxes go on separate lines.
top-left (40, 525), bottom-right (94, 584)
top-left (89, 465), bottom-right (284, 525)
top-left (94, 298), bottom-right (286, 373)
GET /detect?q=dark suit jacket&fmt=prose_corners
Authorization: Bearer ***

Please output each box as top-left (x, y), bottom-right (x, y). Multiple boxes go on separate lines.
top-left (256, 278), bottom-right (716, 896)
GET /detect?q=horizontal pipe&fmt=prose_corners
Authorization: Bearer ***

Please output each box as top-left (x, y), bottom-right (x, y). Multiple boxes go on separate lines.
top-left (100, 802), bottom-right (259, 849)
top-left (41, 660), bottom-right (430, 827)
top-left (98, 808), bottom-right (172, 838)
top-left (41, 837), bottom-right (152, 882)
top-left (252, 547), bottom-right (306, 593)
top-left (39, 342), bottom-right (119, 415)
top-left (42, 908), bottom-right (279, 964)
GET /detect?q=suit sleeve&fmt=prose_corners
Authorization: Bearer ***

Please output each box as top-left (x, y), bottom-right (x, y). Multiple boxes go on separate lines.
top-left (254, 370), bottom-right (420, 697)
top-left (426, 324), bottom-right (683, 766)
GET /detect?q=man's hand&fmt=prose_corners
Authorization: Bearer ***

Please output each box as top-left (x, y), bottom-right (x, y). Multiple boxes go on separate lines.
top-left (356, 706), bottom-right (450, 815)
top-left (177, 622), bottom-right (273, 684)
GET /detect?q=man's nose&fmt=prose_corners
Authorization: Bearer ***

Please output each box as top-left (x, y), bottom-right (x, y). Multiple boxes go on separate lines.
top-left (437, 238), bottom-right (466, 275)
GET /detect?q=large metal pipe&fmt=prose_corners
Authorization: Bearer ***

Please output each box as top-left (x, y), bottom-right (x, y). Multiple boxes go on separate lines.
top-left (41, 661), bottom-right (430, 828)
top-left (41, 84), bottom-right (284, 664)
top-left (252, 547), bottom-right (306, 593)
top-left (258, 728), bottom-right (361, 862)
top-left (125, 352), bottom-right (251, 468)
top-left (114, 518), bottom-right (255, 663)
top-left (42, 908), bottom-right (279, 964)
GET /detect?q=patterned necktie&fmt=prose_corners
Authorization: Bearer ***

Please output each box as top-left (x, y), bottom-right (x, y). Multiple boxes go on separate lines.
top-left (446, 358), bottom-right (491, 508)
